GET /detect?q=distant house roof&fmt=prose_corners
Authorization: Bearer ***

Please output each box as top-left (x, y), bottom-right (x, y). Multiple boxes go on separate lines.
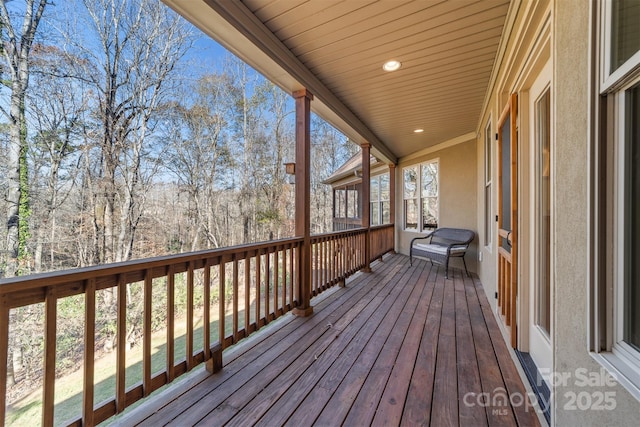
top-left (323, 151), bottom-right (381, 185)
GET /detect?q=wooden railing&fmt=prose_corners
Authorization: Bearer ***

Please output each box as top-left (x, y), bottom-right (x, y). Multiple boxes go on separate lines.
top-left (310, 228), bottom-right (366, 295)
top-left (331, 217), bottom-right (362, 231)
top-left (370, 224), bottom-right (395, 261)
top-left (0, 227), bottom-right (395, 426)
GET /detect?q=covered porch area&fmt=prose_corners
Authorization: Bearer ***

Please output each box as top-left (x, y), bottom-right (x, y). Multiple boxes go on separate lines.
top-left (115, 254), bottom-right (541, 427)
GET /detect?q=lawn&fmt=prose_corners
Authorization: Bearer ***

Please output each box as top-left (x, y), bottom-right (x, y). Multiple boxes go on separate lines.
top-left (5, 307), bottom-right (248, 426)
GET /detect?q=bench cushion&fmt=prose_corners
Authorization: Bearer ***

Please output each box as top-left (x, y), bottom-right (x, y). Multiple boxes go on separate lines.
top-left (413, 243), bottom-right (467, 255)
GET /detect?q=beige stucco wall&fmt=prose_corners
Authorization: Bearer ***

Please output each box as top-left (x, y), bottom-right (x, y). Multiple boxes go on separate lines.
top-left (395, 139), bottom-right (478, 273)
top-left (553, 0), bottom-right (639, 424)
top-left (470, 0), bottom-right (640, 424)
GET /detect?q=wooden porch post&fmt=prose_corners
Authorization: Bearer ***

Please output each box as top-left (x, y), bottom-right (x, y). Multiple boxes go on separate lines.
top-left (389, 163), bottom-right (396, 254)
top-left (362, 143), bottom-right (371, 272)
top-left (293, 89), bottom-right (314, 317)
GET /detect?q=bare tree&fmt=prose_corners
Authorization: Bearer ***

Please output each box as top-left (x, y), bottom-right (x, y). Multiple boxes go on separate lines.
top-left (28, 45), bottom-right (90, 271)
top-left (0, 0), bottom-right (48, 278)
top-left (162, 75), bottom-right (231, 250)
top-left (224, 57), bottom-right (267, 244)
top-left (253, 81), bottom-right (294, 240)
top-left (61, 0), bottom-right (194, 263)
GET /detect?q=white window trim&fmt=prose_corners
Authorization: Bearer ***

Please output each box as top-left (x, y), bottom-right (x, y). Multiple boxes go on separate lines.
top-left (402, 160), bottom-right (439, 232)
top-left (370, 173), bottom-right (390, 226)
top-left (484, 118), bottom-right (493, 251)
top-left (609, 77), bottom-right (640, 399)
top-left (600, 0), bottom-right (640, 93)
top-left (592, 2), bottom-right (640, 398)
top-left (402, 165), bottom-right (419, 231)
top-left (379, 173), bottom-right (390, 225)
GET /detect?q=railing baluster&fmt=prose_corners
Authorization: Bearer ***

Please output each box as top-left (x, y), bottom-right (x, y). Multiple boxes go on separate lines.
top-left (83, 279), bottom-right (96, 425)
top-left (329, 238), bottom-right (333, 285)
top-left (203, 260), bottom-right (211, 359)
top-left (245, 253), bottom-right (251, 332)
top-left (219, 260), bottom-right (226, 348)
top-left (291, 245), bottom-right (297, 305)
top-left (348, 233), bottom-right (351, 270)
top-left (186, 261), bottom-right (194, 370)
top-left (325, 238), bottom-right (329, 287)
top-left (317, 239), bottom-right (322, 290)
top-left (341, 235), bottom-right (344, 278)
top-left (0, 297), bottom-right (9, 427)
top-left (232, 256), bottom-right (239, 343)
top-left (313, 242), bottom-right (318, 294)
top-left (167, 266), bottom-right (175, 382)
top-left (281, 247), bottom-right (287, 311)
top-left (289, 244), bottom-right (294, 307)
top-left (43, 287), bottom-right (57, 426)
top-left (255, 250), bottom-right (261, 326)
top-left (116, 274), bottom-right (126, 413)
top-left (339, 236), bottom-right (343, 279)
top-left (143, 270), bottom-right (152, 396)
top-left (273, 249), bottom-right (278, 316)
top-left (265, 250), bottom-right (270, 322)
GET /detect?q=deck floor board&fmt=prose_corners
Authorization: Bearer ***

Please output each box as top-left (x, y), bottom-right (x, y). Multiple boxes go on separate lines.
top-left (116, 254), bottom-right (541, 427)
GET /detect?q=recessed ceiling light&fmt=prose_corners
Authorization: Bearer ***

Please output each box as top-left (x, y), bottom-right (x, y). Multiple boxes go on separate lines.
top-left (383, 60), bottom-right (401, 72)
top-left (414, 128), bottom-right (424, 133)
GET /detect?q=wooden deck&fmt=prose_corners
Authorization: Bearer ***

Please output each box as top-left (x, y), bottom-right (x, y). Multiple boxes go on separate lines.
top-left (114, 254), bottom-right (541, 427)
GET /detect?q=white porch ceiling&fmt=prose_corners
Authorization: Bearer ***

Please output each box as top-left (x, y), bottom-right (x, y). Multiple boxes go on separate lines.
top-left (163, 0), bottom-right (511, 163)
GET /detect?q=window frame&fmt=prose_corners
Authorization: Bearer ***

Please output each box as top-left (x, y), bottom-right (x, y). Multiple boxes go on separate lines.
top-left (369, 173), bottom-right (391, 226)
top-left (612, 77), bottom-right (640, 372)
top-left (600, 0), bottom-right (640, 93)
top-left (402, 159), bottom-right (439, 232)
top-left (370, 175), bottom-right (381, 226)
top-left (380, 173), bottom-right (391, 225)
top-left (592, 0), bottom-right (640, 399)
top-left (403, 166), bottom-right (419, 231)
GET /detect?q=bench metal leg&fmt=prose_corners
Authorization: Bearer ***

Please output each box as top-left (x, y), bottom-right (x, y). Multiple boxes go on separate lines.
top-left (462, 256), bottom-right (470, 277)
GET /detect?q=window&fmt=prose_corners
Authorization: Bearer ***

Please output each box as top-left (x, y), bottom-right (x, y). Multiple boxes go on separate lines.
top-left (593, 0), bottom-right (640, 397)
top-left (403, 160), bottom-right (439, 231)
top-left (603, 76), bottom-right (640, 396)
top-left (347, 187), bottom-right (358, 218)
top-left (370, 173), bottom-right (390, 226)
top-left (380, 173), bottom-right (391, 224)
top-left (371, 176), bottom-right (380, 225)
top-left (421, 162), bottom-right (438, 229)
top-left (335, 189), bottom-right (346, 218)
top-left (403, 166), bottom-right (419, 230)
top-left (333, 185), bottom-right (360, 220)
top-left (602, 0), bottom-right (640, 89)
top-left (484, 120), bottom-right (493, 248)
top-left (536, 89), bottom-right (552, 337)
top-left (610, 0), bottom-right (640, 73)
top-left (623, 83), bottom-right (640, 352)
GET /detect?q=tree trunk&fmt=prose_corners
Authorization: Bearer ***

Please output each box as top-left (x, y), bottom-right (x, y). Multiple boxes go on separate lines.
top-left (1, 0), bottom-right (48, 277)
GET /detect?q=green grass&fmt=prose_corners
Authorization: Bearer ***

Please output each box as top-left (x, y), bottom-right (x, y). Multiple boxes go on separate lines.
top-left (5, 264), bottom-right (289, 426)
top-left (5, 307), bottom-right (253, 426)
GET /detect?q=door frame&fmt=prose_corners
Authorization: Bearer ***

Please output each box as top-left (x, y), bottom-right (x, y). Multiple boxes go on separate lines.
top-left (521, 59), bottom-right (554, 381)
top-left (497, 93), bottom-right (519, 348)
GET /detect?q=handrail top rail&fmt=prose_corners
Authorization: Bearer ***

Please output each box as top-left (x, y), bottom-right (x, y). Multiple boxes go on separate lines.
top-left (0, 236), bottom-right (304, 292)
top-left (309, 224), bottom-right (392, 240)
top-left (370, 223), bottom-right (394, 230)
top-left (310, 227), bottom-right (366, 240)
top-left (0, 225), bottom-right (394, 293)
